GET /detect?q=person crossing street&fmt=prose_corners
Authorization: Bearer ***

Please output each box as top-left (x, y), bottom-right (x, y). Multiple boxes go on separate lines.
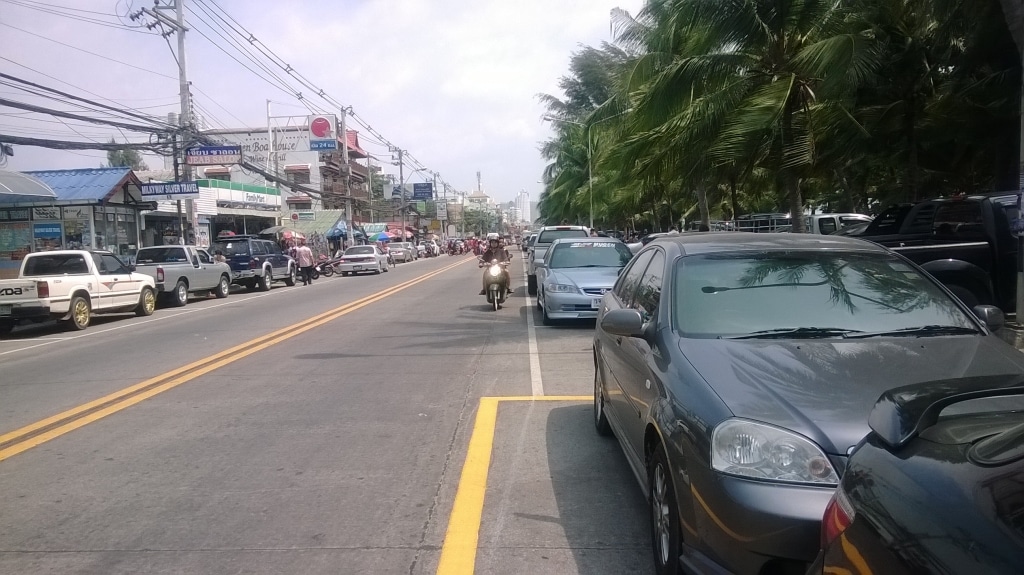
top-left (295, 239), bottom-right (315, 286)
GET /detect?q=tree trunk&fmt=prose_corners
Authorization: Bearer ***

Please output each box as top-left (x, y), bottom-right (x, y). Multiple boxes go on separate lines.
top-left (729, 175), bottom-right (739, 222)
top-left (782, 97), bottom-right (806, 233)
top-left (695, 183), bottom-right (711, 230)
top-left (904, 94), bottom-right (919, 202)
top-left (834, 167), bottom-right (856, 213)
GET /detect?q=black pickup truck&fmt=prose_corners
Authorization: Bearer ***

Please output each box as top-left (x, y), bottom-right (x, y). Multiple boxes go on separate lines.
top-left (856, 192), bottom-right (1019, 311)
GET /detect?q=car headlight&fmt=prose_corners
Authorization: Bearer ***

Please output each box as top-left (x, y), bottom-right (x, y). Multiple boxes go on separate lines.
top-left (546, 283), bottom-right (577, 293)
top-left (488, 265), bottom-right (502, 276)
top-left (711, 419), bottom-right (838, 485)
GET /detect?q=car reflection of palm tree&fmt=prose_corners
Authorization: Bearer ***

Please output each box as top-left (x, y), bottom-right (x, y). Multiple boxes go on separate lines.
top-left (705, 256), bottom-right (934, 314)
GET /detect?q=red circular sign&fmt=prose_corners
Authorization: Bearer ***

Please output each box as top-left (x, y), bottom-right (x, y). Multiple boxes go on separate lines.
top-left (291, 212), bottom-right (299, 221)
top-left (310, 116), bottom-right (332, 138)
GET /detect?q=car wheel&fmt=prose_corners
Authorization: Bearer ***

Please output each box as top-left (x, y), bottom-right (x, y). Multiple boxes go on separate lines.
top-left (0, 321), bottom-right (14, 336)
top-left (214, 275), bottom-right (230, 298)
top-left (649, 445), bottom-right (682, 575)
top-left (170, 280), bottom-right (188, 307)
top-left (542, 302), bottom-right (556, 326)
top-left (284, 266), bottom-right (297, 286)
top-left (527, 275), bottom-right (537, 296)
top-left (537, 286), bottom-right (543, 310)
top-left (65, 295), bottom-right (91, 331)
top-left (594, 366), bottom-right (612, 437)
top-left (136, 287), bottom-right (156, 316)
top-left (947, 284), bottom-right (980, 308)
top-left (257, 269), bottom-right (272, 291)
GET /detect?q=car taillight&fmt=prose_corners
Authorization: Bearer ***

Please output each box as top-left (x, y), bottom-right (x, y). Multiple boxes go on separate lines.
top-left (36, 281), bottom-right (49, 299)
top-left (821, 486), bottom-right (855, 547)
top-left (156, 267), bottom-right (165, 282)
top-left (250, 258), bottom-right (259, 270)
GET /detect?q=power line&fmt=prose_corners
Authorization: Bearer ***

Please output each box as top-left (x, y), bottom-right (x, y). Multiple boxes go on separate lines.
top-left (0, 134), bottom-right (169, 152)
top-left (0, 0), bottom-right (158, 34)
top-left (0, 97), bottom-right (176, 133)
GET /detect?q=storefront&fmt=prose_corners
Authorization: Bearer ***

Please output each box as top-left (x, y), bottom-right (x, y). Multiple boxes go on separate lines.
top-left (197, 179), bottom-right (281, 238)
top-left (0, 168), bottom-right (149, 279)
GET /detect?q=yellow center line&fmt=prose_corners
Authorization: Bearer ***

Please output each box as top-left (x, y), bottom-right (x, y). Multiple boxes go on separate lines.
top-left (0, 258), bottom-right (472, 463)
top-left (436, 395), bottom-right (590, 575)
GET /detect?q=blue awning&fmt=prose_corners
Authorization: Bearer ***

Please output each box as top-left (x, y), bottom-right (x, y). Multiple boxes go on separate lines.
top-left (325, 217), bottom-right (365, 240)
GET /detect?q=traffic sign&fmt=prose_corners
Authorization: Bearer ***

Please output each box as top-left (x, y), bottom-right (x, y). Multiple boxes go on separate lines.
top-left (291, 212), bottom-right (299, 221)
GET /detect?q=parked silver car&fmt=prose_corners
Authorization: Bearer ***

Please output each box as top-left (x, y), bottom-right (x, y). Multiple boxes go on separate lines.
top-left (391, 242), bottom-right (415, 263)
top-left (337, 245), bottom-right (390, 275)
top-left (536, 238), bottom-right (634, 325)
top-left (593, 233), bottom-right (1019, 575)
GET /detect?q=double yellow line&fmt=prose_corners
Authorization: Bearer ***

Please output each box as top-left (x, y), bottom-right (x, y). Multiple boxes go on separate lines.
top-left (0, 257), bottom-right (472, 463)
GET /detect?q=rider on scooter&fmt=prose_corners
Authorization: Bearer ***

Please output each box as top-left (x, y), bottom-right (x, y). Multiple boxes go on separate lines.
top-left (479, 237), bottom-right (512, 296)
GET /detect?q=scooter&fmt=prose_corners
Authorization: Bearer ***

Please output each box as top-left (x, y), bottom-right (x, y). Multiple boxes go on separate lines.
top-left (480, 258), bottom-right (510, 311)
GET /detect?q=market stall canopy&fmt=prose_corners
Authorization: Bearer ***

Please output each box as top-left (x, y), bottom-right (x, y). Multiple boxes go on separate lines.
top-left (0, 170), bottom-right (57, 198)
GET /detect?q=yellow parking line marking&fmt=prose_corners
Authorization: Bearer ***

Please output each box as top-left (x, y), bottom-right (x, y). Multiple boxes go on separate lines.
top-left (436, 395), bottom-right (590, 575)
top-left (0, 258), bottom-right (472, 463)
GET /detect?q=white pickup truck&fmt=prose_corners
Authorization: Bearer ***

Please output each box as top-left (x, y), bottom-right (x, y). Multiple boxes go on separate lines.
top-left (0, 250), bottom-right (157, 335)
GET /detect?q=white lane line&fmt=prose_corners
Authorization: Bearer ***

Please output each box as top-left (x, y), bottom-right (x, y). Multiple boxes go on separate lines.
top-left (521, 254), bottom-right (544, 396)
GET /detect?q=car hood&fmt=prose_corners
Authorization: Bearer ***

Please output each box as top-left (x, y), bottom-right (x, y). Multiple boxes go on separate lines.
top-left (548, 267), bottom-right (621, 289)
top-left (680, 335), bottom-right (1024, 455)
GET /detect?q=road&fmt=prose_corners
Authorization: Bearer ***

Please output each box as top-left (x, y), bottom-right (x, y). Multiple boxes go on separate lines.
top-left (0, 251), bottom-right (652, 574)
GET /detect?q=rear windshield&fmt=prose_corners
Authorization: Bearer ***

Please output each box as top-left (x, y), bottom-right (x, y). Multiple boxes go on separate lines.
top-left (547, 242), bottom-right (634, 269)
top-left (136, 247), bottom-right (189, 264)
top-left (346, 246), bottom-right (375, 255)
top-left (23, 254), bottom-right (91, 276)
top-left (537, 229), bottom-right (588, 243)
top-left (210, 241), bottom-right (251, 257)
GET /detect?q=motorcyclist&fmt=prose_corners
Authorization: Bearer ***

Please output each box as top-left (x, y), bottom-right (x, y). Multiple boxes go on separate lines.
top-left (479, 237), bottom-right (512, 296)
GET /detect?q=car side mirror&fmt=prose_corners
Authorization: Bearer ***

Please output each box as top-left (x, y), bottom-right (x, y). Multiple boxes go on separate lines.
top-left (600, 308), bottom-right (645, 338)
top-left (128, 264), bottom-right (137, 272)
top-left (973, 305), bottom-right (1004, 332)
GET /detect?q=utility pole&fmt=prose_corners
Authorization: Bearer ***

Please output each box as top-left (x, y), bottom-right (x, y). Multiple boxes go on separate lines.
top-left (432, 171), bottom-right (438, 239)
top-left (340, 108), bottom-right (352, 249)
top-left (397, 149), bottom-right (405, 239)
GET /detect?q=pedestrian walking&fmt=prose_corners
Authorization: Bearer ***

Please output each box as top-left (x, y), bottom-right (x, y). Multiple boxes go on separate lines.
top-left (295, 239), bottom-right (315, 286)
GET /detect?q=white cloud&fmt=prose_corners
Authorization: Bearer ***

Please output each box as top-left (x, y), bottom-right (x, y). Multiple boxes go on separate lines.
top-left (1, 0), bottom-right (644, 202)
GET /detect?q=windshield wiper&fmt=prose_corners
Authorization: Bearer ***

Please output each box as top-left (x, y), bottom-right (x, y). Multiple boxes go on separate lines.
top-left (846, 325), bottom-right (979, 339)
top-left (723, 327), bottom-right (861, 340)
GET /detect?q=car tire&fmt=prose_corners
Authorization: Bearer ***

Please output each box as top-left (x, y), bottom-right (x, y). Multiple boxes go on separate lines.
top-left (947, 284), bottom-right (980, 308)
top-left (284, 266), bottom-right (296, 286)
top-left (0, 321), bottom-right (14, 336)
top-left (594, 366), bottom-right (612, 437)
top-left (257, 269), bottom-right (272, 291)
top-left (65, 295), bottom-right (91, 331)
top-left (170, 280), bottom-right (188, 307)
top-left (136, 287), bottom-right (156, 316)
top-left (214, 275), bottom-right (230, 298)
top-left (542, 304), bottom-right (556, 326)
top-left (649, 445), bottom-right (682, 575)
top-left (527, 274), bottom-right (537, 296)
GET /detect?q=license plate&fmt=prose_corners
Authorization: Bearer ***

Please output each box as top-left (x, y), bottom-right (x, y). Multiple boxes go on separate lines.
top-left (353, 265), bottom-right (362, 270)
top-left (591, 298), bottom-right (602, 309)
top-left (0, 305), bottom-right (11, 315)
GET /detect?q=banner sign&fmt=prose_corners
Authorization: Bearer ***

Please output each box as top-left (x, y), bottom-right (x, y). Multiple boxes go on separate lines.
top-left (436, 202), bottom-right (448, 220)
top-left (412, 182), bottom-right (433, 200)
top-left (186, 145), bottom-right (242, 166)
top-left (0, 208), bottom-right (31, 221)
top-left (308, 114), bottom-right (338, 151)
top-left (63, 206), bottom-right (91, 220)
top-left (32, 207), bottom-right (62, 220)
top-left (140, 182), bottom-right (200, 200)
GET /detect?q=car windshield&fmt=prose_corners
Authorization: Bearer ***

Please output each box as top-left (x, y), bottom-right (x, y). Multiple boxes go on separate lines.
top-left (673, 251), bottom-right (977, 338)
top-left (537, 229), bottom-right (588, 243)
top-left (547, 242), bottom-right (633, 268)
top-left (210, 241), bottom-right (250, 257)
top-left (346, 246), bottom-right (375, 255)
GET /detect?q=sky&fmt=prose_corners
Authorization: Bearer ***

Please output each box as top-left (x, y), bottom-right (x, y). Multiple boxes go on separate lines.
top-left (0, 0), bottom-right (645, 204)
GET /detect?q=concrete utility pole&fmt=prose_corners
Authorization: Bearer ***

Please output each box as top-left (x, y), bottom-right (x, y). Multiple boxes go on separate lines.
top-left (432, 170), bottom-right (438, 238)
top-left (397, 149), bottom-right (405, 238)
top-left (340, 108), bottom-right (352, 249)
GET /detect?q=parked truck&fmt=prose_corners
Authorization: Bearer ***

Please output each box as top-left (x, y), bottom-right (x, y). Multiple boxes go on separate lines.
top-left (0, 250), bottom-right (156, 335)
top-left (858, 192), bottom-right (1018, 311)
top-left (133, 245), bottom-right (232, 306)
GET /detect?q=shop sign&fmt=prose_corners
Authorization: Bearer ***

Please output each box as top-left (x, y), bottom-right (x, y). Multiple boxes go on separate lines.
top-left (308, 114), bottom-right (338, 151)
top-left (186, 145), bottom-right (242, 166)
top-left (141, 182), bottom-right (200, 200)
top-left (297, 211), bottom-right (315, 221)
top-left (436, 202), bottom-right (448, 220)
top-left (0, 208), bottom-right (31, 221)
top-left (63, 207), bottom-right (91, 220)
top-left (32, 207), bottom-right (62, 220)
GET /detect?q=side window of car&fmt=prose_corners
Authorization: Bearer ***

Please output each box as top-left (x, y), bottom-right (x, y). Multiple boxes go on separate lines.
top-left (265, 241), bottom-right (282, 255)
top-left (933, 201), bottom-right (985, 240)
top-left (614, 250), bottom-right (655, 308)
top-left (99, 254), bottom-right (129, 275)
top-left (818, 217), bottom-right (838, 235)
top-left (197, 250), bottom-right (212, 264)
top-left (633, 251), bottom-right (665, 323)
top-left (251, 241), bottom-right (267, 256)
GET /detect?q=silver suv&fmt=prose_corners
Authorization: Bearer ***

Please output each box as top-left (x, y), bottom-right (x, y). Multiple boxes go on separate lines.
top-left (527, 225), bottom-right (590, 295)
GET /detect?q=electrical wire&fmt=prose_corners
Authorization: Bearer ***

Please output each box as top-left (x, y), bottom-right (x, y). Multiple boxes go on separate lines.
top-left (0, 0), bottom-right (158, 34)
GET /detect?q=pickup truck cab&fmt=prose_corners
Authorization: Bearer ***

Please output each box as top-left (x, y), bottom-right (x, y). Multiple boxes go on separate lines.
top-left (0, 250), bottom-right (156, 334)
top-left (527, 225), bottom-right (591, 295)
top-left (858, 193), bottom-right (1018, 311)
top-left (134, 245), bottom-right (232, 306)
top-left (208, 235), bottom-right (296, 291)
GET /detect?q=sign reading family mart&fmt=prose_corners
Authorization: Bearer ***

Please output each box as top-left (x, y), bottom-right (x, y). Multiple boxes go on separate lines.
top-left (140, 182), bottom-right (200, 200)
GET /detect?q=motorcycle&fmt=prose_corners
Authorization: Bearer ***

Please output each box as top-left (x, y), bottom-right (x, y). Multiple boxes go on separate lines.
top-left (480, 258), bottom-right (510, 311)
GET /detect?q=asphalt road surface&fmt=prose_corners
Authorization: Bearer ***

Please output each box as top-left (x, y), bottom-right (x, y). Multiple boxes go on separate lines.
top-left (0, 251), bottom-right (652, 575)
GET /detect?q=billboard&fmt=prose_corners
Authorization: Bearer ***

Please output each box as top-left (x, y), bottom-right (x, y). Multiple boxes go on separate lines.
top-left (308, 114), bottom-right (338, 150)
top-left (436, 202), bottom-right (448, 220)
top-left (412, 182), bottom-right (433, 200)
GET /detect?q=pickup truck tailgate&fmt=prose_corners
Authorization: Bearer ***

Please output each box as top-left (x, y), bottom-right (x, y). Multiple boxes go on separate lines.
top-left (0, 280), bottom-right (50, 319)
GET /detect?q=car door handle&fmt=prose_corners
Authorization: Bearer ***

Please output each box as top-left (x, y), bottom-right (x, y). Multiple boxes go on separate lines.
top-left (614, 336), bottom-right (623, 345)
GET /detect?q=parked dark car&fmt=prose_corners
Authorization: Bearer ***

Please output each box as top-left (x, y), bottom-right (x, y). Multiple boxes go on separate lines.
top-left (208, 235), bottom-right (296, 291)
top-left (592, 233), bottom-right (1023, 575)
top-left (857, 192), bottom-right (1018, 310)
top-left (810, 376), bottom-right (1024, 575)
